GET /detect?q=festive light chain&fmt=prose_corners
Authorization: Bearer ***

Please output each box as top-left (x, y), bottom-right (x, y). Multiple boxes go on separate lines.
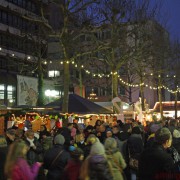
top-left (1, 48), bottom-right (178, 94)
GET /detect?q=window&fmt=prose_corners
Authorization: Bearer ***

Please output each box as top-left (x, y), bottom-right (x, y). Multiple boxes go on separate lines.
top-left (0, 84), bottom-right (5, 100)
top-left (7, 85), bottom-right (16, 106)
top-left (48, 70), bottom-right (60, 77)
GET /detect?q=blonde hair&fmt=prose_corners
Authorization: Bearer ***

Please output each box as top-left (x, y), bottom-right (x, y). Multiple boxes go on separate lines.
top-left (0, 135), bottom-right (7, 147)
top-left (75, 133), bottom-right (84, 143)
top-left (4, 140), bottom-right (28, 178)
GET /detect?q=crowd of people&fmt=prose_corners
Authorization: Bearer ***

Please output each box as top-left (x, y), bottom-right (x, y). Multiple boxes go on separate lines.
top-left (0, 118), bottom-right (180, 180)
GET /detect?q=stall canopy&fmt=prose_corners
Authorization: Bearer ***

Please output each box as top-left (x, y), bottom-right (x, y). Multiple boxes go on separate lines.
top-left (44, 94), bottom-right (112, 114)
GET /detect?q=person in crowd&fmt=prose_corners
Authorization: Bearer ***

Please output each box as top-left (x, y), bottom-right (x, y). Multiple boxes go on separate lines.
top-left (172, 129), bottom-right (180, 154)
top-left (15, 129), bottom-right (24, 140)
top-left (63, 147), bottom-right (84, 180)
top-left (83, 134), bottom-right (98, 158)
top-left (39, 125), bottom-right (51, 141)
top-left (127, 126), bottom-right (144, 180)
top-left (74, 133), bottom-right (86, 151)
top-left (83, 125), bottom-right (94, 140)
top-left (43, 134), bottom-right (70, 180)
top-left (168, 119), bottom-right (178, 135)
top-left (24, 116), bottom-right (32, 130)
top-left (139, 127), bottom-right (175, 180)
top-left (97, 123), bottom-right (107, 143)
top-left (57, 123), bottom-right (73, 148)
top-left (24, 129), bottom-right (44, 165)
top-left (104, 137), bottom-right (127, 180)
top-left (4, 139), bottom-right (41, 180)
top-left (5, 128), bottom-right (16, 146)
top-left (146, 123), bottom-right (161, 148)
top-left (0, 135), bottom-right (8, 180)
top-left (112, 125), bottom-right (121, 139)
top-left (94, 119), bottom-right (102, 129)
top-left (80, 139), bottom-right (113, 180)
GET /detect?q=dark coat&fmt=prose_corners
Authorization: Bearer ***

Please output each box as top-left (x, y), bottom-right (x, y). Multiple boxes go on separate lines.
top-left (88, 155), bottom-right (113, 180)
top-left (0, 147), bottom-right (8, 180)
top-left (172, 137), bottom-right (180, 154)
top-left (43, 144), bottom-right (70, 180)
top-left (127, 134), bottom-right (144, 158)
top-left (138, 143), bottom-right (175, 180)
top-left (25, 138), bottom-right (44, 165)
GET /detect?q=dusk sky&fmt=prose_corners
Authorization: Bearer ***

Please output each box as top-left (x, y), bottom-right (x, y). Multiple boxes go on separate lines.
top-left (162, 0), bottom-right (180, 41)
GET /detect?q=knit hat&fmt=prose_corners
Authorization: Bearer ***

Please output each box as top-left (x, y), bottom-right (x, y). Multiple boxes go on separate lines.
top-left (104, 137), bottom-right (117, 150)
top-left (173, 129), bottom-right (180, 138)
top-left (150, 124), bottom-right (161, 133)
top-left (54, 134), bottom-right (65, 145)
top-left (90, 141), bottom-right (105, 155)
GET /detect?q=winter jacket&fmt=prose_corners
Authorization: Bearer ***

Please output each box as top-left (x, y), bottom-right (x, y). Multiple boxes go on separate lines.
top-left (88, 155), bottom-right (113, 180)
top-left (106, 150), bottom-right (126, 180)
top-left (11, 158), bottom-right (40, 180)
top-left (138, 143), bottom-right (175, 180)
top-left (63, 160), bottom-right (82, 180)
top-left (43, 144), bottom-right (70, 180)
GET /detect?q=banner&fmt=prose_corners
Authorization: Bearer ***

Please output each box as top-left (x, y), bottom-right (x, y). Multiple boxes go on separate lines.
top-left (17, 75), bottom-right (38, 106)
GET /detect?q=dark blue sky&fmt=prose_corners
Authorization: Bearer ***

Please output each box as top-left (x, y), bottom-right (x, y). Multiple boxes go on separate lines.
top-left (162, 0), bottom-right (180, 40)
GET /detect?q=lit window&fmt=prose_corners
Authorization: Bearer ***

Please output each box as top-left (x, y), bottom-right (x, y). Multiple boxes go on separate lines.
top-left (48, 70), bottom-right (60, 77)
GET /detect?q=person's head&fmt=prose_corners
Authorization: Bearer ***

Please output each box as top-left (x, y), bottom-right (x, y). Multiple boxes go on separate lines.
top-left (6, 129), bottom-right (16, 141)
top-left (100, 124), bottom-right (106, 133)
top-left (150, 123), bottom-right (161, 134)
top-left (15, 129), bottom-right (24, 139)
top-left (104, 137), bottom-right (117, 151)
top-left (67, 123), bottom-right (73, 130)
top-left (155, 127), bottom-right (172, 149)
top-left (169, 119), bottom-right (177, 127)
top-left (75, 133), bottom-right (85, 143)
top-left (86, 134), bottom-right (98, 145)
top-left (132, 126), bottom-right (141, 135)
top-left (54, 134), bottom-right (65, 145)
top-left (85, 125), bottom-right (94, 132)
top-left (95, 120), bottom-right (101, 126)
top-left (40, 125), bottom-right (47, 132)
top-left (90, 141), bottom-right (105, 156)
top-left (25, 129), bottom-right (35, 140)
top-left (106, 128), bottom-right (113, 138)
top-left (112, 126), bottom-right (120, 134)
top-left (0, 135), bottom-right (7, 147)
top-left (173, 129), bottom-right (180, 139)
top-left (4, 140), bottom-right (29, 178)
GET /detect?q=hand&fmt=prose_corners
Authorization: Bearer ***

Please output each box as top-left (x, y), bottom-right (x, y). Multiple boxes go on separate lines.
top-left (36, 162), bottom-right (43, 167)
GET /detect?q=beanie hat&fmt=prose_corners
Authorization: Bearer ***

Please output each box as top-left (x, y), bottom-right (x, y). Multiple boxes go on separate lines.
top-left (90, 141), bottom-right (105, 155)
top-left (173, 129), bottom-right (180, 138)
top-left (104, 137), bottom-right (117, 150)
top-left (54, 134), bottom-right (65, 145)
top-left (150, 124), bottom-right (161, 133)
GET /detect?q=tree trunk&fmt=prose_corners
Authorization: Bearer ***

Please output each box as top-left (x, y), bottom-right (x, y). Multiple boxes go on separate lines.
top-left (112, 73), bottom-right (118, 99)
top-left (37, 58), bottom-right (44, 106)
top-left (175, 92), bottom-right (178, 119)
top-left (158, 77), bottom-right (163, 119)
top-left (79, 69), bottom-right (83, 97)
top-left (140, 76), bottom-right (145, 111)
top-left (62, 61), bottom-right (70, 126)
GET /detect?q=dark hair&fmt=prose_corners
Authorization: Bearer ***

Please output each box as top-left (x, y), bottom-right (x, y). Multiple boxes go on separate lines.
top-left (132, 127), bottom-right (141, 134)
top-left (155, 127), bottom-right (171, 145)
